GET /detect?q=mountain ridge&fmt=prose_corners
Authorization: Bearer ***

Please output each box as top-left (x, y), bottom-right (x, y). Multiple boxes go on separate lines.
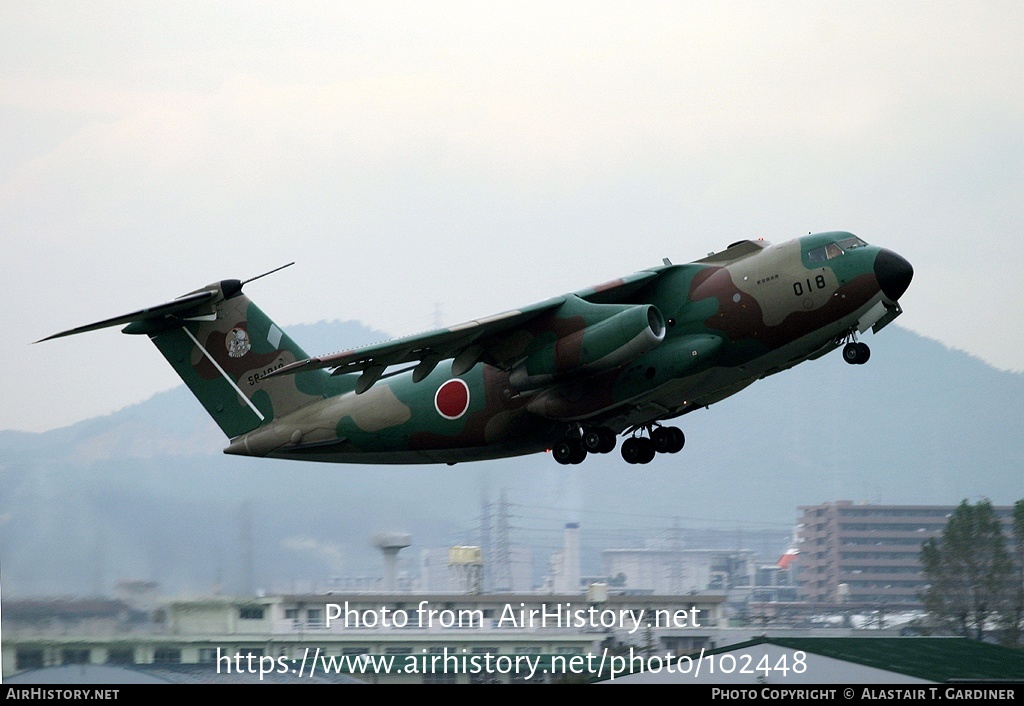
top-left (1, 321), bottom-right (1021, 596)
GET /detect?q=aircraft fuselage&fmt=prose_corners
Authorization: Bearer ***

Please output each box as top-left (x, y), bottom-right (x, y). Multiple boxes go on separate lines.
top-left (221, 231), bottom-right (911, 464)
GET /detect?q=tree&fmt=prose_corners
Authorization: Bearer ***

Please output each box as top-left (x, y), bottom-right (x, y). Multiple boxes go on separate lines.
top-left (1001, 499), bottom-right (1024, 646)
top-left (920, 499), bottom-right (1013, 640)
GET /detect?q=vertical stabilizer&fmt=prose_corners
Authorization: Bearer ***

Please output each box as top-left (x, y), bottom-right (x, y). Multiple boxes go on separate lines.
top-left (41, 274), bottom-right (329, 439)
top-left (137, 281), bottom-right (327, 438)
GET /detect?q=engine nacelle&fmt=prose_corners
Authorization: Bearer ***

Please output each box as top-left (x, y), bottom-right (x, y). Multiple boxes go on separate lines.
top-left (524, 334), bottom-right (722, 420)
top-left (508, 303), bottom-right (665, 391)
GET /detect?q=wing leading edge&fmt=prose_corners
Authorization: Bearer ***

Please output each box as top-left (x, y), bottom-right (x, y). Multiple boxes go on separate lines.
top-left (267, 268), bottom-right (664, 393)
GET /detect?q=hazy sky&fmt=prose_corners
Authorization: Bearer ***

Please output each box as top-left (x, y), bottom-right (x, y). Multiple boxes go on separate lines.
top-left (3, 2), bottom-right (1023, 432)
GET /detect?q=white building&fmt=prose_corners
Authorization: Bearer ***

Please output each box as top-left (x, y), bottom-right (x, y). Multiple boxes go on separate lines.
top-left (603, 548), bottom-right (755, 595)
top-left (3, 591), bottom-right (726, 684)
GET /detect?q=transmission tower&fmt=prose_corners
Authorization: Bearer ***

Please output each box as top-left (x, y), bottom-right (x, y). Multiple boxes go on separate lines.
top-left (480, 490), bottom-right (492, 592)
top-left (237, 500), bottom-right (254, 595)
top-left (668, 516), bottom-right (684, 594)
top-left (492, 490), bottom-right (513, 591)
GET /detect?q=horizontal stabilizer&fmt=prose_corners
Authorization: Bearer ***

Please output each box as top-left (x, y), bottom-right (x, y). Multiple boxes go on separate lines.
top-left (35, 289), bottom-right (217, 343)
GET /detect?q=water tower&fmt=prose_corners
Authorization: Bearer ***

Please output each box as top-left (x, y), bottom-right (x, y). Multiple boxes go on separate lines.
top-left (371, 532), bottom-right (412, 592)
top-left (448, 546), bottom-right (484, 593)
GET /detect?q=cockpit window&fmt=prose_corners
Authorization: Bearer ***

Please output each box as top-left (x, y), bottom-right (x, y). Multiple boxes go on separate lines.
top-left (808, 243), bottom-right (846, 262)
top-left (838, 236), bottom-right (867, 250)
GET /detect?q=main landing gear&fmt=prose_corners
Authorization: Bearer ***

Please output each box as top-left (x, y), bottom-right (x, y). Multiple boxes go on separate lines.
top-left (621, 425), bottom-right (685, 465)
top-left (552, 423), bottom-right (685, 465)
top-left (552, 425), bottom-right (616, 465)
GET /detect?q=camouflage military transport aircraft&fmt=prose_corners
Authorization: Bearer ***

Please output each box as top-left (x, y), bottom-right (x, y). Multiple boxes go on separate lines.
top-left (41, 232), bottom-right (912, 466)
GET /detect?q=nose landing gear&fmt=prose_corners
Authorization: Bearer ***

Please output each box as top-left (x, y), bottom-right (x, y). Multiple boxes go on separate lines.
top-left (841, 333), bottom-right (871, 365)
top-left (837, 327), bottom-right (871, 365)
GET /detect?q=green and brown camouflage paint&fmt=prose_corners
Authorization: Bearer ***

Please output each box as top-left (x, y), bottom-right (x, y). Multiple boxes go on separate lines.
top-left (44, 231), bottom-right (911, 464)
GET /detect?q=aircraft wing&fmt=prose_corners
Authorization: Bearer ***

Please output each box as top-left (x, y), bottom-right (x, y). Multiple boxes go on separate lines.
top-left (268, 268), bottom-right (663, 393)
top-left (267, 296), bottom-right (566, 392)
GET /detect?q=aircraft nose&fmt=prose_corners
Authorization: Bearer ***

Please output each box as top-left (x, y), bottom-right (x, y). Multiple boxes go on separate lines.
top-left (874, 249), bottom-right (913, 301)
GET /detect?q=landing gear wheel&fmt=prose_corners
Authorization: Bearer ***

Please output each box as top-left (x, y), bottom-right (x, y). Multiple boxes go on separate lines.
top-left (583, 427), bottom-right (616, 454)
top-left (570, 443), bottom-right (587, 464)
top-left (652, 426), bottom-right (685, 454)
top-left (637, 439), bottom-right (655, 464)
top-left (652, 427), bottom-right (673, 454)
top-left (843, 341), bottom-right (870, 365)
top-left (621, 437), bottom-right (655, 464)
top-left (621, 438), bottom-right (641, 464)
top-left (554, 440), bottom-right (586, 465)
top-left (582, 430), bottom-right (602, 453)
top-left (553, 441), bottom-right (572, 465)
top-left (598, 431), bottom-right (617, 454)
top-left (667, 427), bottom-right (685, 453)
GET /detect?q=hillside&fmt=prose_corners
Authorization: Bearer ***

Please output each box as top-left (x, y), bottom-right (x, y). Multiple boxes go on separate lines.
top-left (1, 322), bottom-right (1021, 596)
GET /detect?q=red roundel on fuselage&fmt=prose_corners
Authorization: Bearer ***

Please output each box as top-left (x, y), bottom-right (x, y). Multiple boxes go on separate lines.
top-left (435, 378), bottom-right (470, 420)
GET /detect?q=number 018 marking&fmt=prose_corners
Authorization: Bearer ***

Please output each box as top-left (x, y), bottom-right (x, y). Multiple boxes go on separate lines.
top-left (793, 274), bottom-right (827, 296)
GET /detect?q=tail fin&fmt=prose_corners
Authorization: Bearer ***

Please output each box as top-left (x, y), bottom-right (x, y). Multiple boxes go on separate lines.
top-left (40, 273), bottom-right (329, 438)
